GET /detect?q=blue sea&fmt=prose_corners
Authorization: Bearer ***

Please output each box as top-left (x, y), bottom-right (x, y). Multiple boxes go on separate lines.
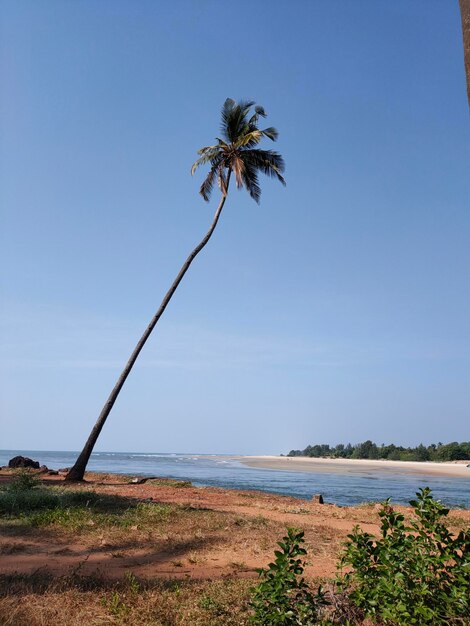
top-left (1, 450), bottom-right (469, 508)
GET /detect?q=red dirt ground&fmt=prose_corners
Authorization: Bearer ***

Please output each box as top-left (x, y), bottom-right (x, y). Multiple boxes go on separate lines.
top-left (1, 472), bottom-right (468, 582)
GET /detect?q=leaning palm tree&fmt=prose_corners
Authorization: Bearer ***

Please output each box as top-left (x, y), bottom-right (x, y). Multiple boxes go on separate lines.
top-left (66, 98), bottom-right (285, 481)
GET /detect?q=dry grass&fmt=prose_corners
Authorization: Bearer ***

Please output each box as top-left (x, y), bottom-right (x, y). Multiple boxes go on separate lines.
top-left (0, 573), bottom-right (253, 626)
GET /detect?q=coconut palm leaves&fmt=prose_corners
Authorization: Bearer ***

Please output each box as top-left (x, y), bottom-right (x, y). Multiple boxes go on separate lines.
top-left (191, 98), bottom-right (286, 203)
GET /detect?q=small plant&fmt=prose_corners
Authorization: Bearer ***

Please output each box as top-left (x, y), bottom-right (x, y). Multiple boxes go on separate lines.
top-left (124, 571), bottom-right (141, 594)
top-left (250, 527), bottom-right (327, 625)
top-left (198, 594), bottom-right (227, 616)
top-left (146, 478), bottom-right (192, 488)
top-left (338, 487), bottom-right (470, 625)
top-left (7, 470), bottom-right (41, 493)
top-left (101, 590), bottom-right (129, 617)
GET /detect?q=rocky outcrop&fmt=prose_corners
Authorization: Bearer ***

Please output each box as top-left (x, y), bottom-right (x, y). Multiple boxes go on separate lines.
top-left (8, 456), bottom-right (40, 469)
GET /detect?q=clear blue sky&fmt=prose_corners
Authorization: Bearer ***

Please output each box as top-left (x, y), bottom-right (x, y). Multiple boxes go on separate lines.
top-left (1, 1), bottom-right (469, 454)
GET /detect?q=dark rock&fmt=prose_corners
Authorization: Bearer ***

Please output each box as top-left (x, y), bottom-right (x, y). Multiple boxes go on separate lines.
top-left (48, 470), bottom-right (59, 475)
top-left (130, 477), bottom-right (150, 484)
top-left (8, 456), bottom-right (40, 469)
top-left (39, 465), bottom-right (49, 473)
top-left (312, 493), bottom-right (324, 504)
top-left (58, 468), bottom-right (70, 474)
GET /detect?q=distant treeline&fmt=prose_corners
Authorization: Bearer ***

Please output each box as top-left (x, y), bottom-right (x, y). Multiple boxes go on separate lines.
top-left (287, 441), bottom-right (470, 462)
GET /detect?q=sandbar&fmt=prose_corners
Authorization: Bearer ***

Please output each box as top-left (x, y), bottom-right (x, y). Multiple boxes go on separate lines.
top-left (236, 456), bottom-right (470, 478)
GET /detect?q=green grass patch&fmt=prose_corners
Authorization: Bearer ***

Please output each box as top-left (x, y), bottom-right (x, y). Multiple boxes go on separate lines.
top-left (145, 478), bottom-right (192, 488)
top-left (0, 482), bottom-right (233, 539)
top-left (0, 483), bottom-right (176, 532)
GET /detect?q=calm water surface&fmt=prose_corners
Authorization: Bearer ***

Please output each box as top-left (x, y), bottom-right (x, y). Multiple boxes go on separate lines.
top-left (1, 450), bottom-right (469, 508)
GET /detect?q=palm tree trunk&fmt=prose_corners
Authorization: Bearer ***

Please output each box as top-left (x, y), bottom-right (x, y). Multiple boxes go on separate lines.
top-left (65, 174), bottom-right (231, 481)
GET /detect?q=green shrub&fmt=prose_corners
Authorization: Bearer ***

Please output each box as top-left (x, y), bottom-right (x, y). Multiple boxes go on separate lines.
top-left (0, 484), bottom-right (130, 518)
top-left (249, 527), bottom-right (327, 625)
top-left (0, 489), bottom-right (61, 514)
top-left (338, 488), bottom-right (470, 625)
top-left (7, 470), bottom-right (41, 493)
top-left (0, 472), bottom-right (59, 514)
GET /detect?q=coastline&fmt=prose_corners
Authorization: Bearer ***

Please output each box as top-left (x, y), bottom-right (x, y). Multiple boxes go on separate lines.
top-left (236, 455), bottom-right (470, 478)
top-left (2, 451), bottom-right (469, 506)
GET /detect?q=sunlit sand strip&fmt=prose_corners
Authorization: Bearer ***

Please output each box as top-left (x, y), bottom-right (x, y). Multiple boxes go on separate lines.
top-left (235, 456), bottom-right (470, 478)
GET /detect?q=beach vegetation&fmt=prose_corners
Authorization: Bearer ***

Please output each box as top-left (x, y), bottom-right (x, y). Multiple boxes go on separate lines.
top-left (288, 440), bottom-right (470, 462)
top-left (66, 98), bottom-right (285, 482)
top-left (250, 527), bottom-right (328, 625)
top-left (6, 469), bottom-right (42, 493)
top-left (338, 487), bottom-right (470, 625)
top-left (145, 478), bottom-right (192, 488)
top-left (249, 489), bottom-right (469, 625)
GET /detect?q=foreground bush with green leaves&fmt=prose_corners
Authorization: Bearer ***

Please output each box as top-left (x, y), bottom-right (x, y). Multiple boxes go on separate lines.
top-left (250, 489), bottom-right (469, 625)
top-left (339, 487), bottom-right (469, 625)
top-left (249, 528), bottom-right (328, 625)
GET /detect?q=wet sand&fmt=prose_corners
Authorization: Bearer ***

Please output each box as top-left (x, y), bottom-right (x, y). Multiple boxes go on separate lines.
top-left (237, 456), bottom-right (470, 478)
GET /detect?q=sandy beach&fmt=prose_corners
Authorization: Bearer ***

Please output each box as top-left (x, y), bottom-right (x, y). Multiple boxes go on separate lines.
top-left (237, 456), bottom-right (470, 478)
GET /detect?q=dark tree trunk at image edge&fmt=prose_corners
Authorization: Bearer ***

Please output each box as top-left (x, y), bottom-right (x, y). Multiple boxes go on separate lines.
top-left (65, 175), bottom-right (231, 481)
top-left (460, 0), bottom-right (470, 107)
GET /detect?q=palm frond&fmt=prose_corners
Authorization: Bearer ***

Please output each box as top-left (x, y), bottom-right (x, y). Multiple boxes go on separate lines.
top-left (220, 98), bottom-right (236, 142)
top-left (242, 149), bottom-right (286, 186)
top-left (240, 100), bottom-right (256, 116)
top-left (261, 127), bottom-right (278, 141)
top-left (191, 149), bottom-right (220, 175)
top-left (199, 160), bottom-right (221, 202)
top-left (196, 144), bottom-right (219, 155)
top-left (221, 98), bottom-right (235, 123)
top-left (241, 160), bottom-right (261, 203)
top-left (233, 130), bottom-right (263, 149)
top-left (222, 99), bottom-right (255, 142)
top-left (247, 106), bottom-right (267, 128)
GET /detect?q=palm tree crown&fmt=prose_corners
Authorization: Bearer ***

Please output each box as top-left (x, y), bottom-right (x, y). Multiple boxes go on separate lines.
top-left (191, 98), bottom-right (286, 203)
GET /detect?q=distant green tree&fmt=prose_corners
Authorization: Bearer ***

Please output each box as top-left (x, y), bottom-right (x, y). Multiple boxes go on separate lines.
top-left (414, 444), bottom-right (431, 462)
top-left (437, 442), bottom-right (468, 461)
top-left (352, 440), bottom-right (378, 459)
top-left (335, 443), bottom-right (345, 458)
